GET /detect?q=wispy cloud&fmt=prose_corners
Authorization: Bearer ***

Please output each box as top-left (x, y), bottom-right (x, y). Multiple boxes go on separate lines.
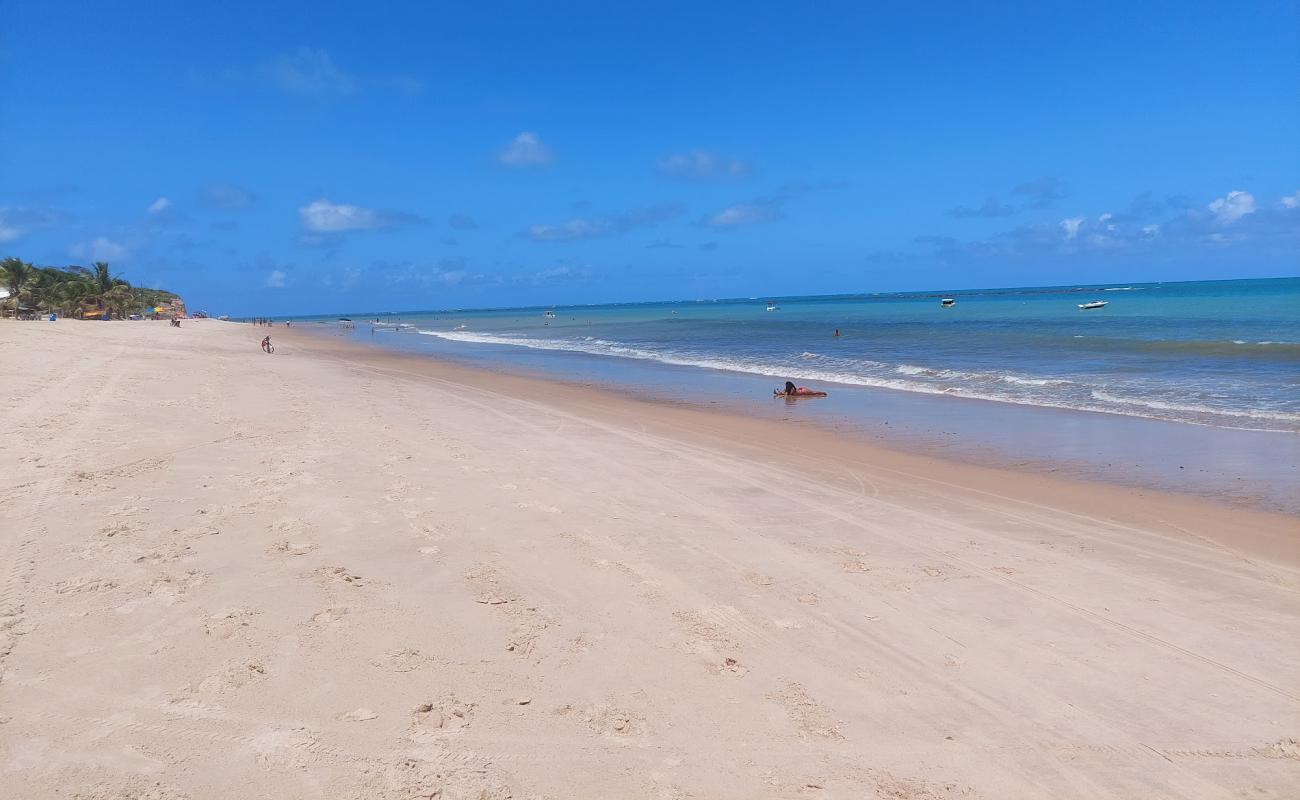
top-left (147, 197), bottom-right (171, 215)
top-left (265, 269), bottom-right (287, 288)
top-left (71, 236), bottom-right (130, 262)
top-left (526, 203), bottom-right (683, 242)
top-left (298, 198), bottom-right (424, 233)
top-left (198, 183), bottom-right (256, 210)
top-left (526, 264), bottom-right (591, 285)
top-left (447, 213), bottom-right (479, 230)
top-left (1011, 176), bottom-right (1067, 209)
top-left (946, 197), bottom-right (1014, 219)
top-left (499, 132), bottom-right (553, 168)
top-left (1282, 190), bottom-right (1300, 209)
top-left (703, 199), bottom-right (783, 228)
top-left (0, 206), bottom-right (67, 243)
top-left (699, 180), bottom-right (843, 230)
top-left (657, 150), bottom-right (751, 180)
top-left (264, 47), bottom-right (356, 95)
top-left (645, 238), bottom-right (685, 249)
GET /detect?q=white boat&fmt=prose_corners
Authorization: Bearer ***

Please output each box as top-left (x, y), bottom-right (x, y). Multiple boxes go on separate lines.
top-left (940, 298), bottom-right (955, 307)
top-left (543, 310), bottom-right (556, 319)
top-left (765, 301), bottom-right (780, 312)
top-left (1078, 300), bottom-right (1108, 310)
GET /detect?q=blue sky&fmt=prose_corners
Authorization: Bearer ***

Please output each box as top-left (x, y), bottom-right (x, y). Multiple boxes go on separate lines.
top-left (2, 1), bottom-right (1297, 315)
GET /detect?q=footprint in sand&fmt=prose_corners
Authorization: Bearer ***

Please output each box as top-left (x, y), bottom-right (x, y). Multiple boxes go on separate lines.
top-left (768, 682), bottom-right (844, 741)
top-left (555, 703), bottom-right (645, 737)
top-left (205, 608), bottom-right (256, 640)
top-left (173, 659), bottom-right (267, 698)
top-left (54, 576), bottom-right (120, 595)
top-left (309, 606), bottom-right (350, 626)
top-left (132, 544), bottom-right (195, 565)
top-left (308, 566), bottom-right (365, 587)
top-left (337, 708), bottom-right (378, 722)
top-left (267, 540), bottom-right (317, 557)
top-left (673, 610), bottom-right (742, 654)
top-left (841, 560), bottom-right (870, 573)
top-left (466, 565), bottom-right (550, 656)
top-left (147, 570), bottom-right (208, 605)
top-left (715, 657), bottom-right (750, 677)
top-left (370, 648), bottom-right (435, 673)
top-left (410, 696), bottom-right (476, 740)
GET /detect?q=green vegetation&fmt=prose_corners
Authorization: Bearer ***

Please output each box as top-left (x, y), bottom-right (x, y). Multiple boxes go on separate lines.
top-left (1, 256), bottom-right (179, 319)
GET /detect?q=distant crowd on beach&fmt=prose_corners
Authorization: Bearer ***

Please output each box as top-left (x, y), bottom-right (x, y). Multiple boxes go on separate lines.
top-left (250, 317), bottom-right (289, 327)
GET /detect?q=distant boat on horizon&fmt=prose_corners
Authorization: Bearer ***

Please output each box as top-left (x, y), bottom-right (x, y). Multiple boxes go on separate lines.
top-left (1078, 300), bottom-right (1108, 310)
top-left (766, 301), bottom-right (780, 311)
top-left (941, 298), bottom-right (955, 307)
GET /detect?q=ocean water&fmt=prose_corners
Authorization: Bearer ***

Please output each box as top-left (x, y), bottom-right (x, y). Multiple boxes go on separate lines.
top-left (329, 277), bottom-right (1299, 433)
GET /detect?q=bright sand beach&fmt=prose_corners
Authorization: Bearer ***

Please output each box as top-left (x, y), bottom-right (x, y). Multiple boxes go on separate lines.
top-left (1, 319), bottom-right (1297, 799)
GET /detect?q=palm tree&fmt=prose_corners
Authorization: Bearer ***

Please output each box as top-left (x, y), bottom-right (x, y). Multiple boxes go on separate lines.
top-left (2, 257), bottom-right (34, 317)
top-left (57, 278), bottom-right (94, 317)
top-left (91, 261), bottom-right (127, 295)
top-left (104, 284), bottom-right (137, 319)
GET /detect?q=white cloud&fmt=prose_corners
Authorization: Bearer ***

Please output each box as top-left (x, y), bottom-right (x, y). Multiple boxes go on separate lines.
top-left (1208, 189), bottom-right (1255, 223)
top-left (298, 198), bottom-right (421, 233)
top-left (706, 201), bottom-right (782, 228)
top-left (1142, 223), bottom-right (1160, 237)
top-left (0, 224), bottom-right (21, 243)
top-left (265, 269), bottom-right (286, 288)
top-left (148, 197), bottom-right (171, 215)
top-left (71, 237), bottom-right (129, 262)
top-left (657, 150), bottom-right (750, 180)
top-left (1060, 217), bottom-right (1085, 239)
top-left (1282, 191), bottom-right (1300, 209)
top-left (499, 132), bottom-right (552, 167)
top-left (265, 47), bottom-right (355, 95)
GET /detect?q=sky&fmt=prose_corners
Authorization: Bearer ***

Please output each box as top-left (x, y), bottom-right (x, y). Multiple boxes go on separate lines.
top-left (2, 1), bottom-right (1297, 315)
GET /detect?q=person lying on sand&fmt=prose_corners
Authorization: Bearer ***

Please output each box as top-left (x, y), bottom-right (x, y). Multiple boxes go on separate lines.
top-left (776, 380), bottom-right (827, 397)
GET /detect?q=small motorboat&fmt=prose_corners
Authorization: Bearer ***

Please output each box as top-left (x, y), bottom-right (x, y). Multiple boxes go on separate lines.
top-left (1078, 301), bottom-right (1108, 310)
top-left (941, 298), bottom-right (955, 307)
top-left (765, 301), bottom-right (780, 312)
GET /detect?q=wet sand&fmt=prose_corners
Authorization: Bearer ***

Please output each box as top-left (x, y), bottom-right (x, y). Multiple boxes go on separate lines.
top-left (1, 319), bottom-right (1296, 799)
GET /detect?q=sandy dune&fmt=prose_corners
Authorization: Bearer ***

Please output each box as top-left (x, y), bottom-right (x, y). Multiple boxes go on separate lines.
top-left (0, 319), bottom-right (1296, 799)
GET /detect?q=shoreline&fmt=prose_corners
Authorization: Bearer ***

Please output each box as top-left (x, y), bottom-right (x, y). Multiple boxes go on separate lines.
top-left (3, 318), bottom-right (1297, 799)
top-left (282, 322), bottom-right (1299, 564)
top-left (313, 316), bottom-right (1300, 517)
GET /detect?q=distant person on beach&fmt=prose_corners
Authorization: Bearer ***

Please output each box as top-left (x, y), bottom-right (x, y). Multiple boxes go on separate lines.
top-left (778, 380), bottom-right (825, 397)
top-left (261, 336), bottom-right (272, 353)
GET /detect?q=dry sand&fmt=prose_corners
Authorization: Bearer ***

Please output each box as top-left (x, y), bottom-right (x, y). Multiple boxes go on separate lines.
top-left (1, 318), bottom-right (1297, 799)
